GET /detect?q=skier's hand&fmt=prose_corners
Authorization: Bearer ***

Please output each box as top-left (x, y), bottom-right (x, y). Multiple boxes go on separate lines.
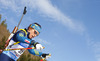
top-left (36, 44), bottom-right (43, 50)
top-left (31, 40), bottom-right (44, 50)
top-left (41, 53), bottom-right (51, 59)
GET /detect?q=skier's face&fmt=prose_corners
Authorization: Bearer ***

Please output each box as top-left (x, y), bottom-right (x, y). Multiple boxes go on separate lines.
top-left (28, 29), bottom-right (39, 39)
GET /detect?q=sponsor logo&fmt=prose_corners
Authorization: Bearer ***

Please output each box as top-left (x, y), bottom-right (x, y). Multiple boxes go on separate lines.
top-left (19, 33), bottom-right (24, 37)
top-left (25, 39), bottom-right (30, 43)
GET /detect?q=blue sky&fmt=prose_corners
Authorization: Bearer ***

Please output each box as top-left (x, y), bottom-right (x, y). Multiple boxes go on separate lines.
top-left (0, 0), bottom-right (100, 61)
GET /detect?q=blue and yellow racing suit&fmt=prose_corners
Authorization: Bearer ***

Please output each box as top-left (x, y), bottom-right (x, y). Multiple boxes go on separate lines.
top-left (0, 28), bottom-right (43, 61)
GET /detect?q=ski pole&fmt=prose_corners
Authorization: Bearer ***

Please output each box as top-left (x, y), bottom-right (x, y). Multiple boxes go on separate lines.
top-left (0, 47), bottom-right (45, 51)
top-left (4, 6), bottom-right (27, 49)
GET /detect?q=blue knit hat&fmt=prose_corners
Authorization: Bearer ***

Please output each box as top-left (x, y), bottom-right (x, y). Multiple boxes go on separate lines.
top-left (30, 23), bottom-right (41, 33)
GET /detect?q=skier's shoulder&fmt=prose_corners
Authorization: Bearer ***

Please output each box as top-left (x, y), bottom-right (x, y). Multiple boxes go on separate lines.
top-left (16, 28), bottom-right (27, 36)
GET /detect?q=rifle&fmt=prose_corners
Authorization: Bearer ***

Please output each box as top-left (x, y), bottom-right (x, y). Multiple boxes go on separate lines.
top-left (4, 7), bottom-right (27, 49)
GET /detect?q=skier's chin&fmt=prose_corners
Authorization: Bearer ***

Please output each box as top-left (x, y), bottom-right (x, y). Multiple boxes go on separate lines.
top-left (28, 37), bottom-right (33, 39)
top-left (30, 36), bottom-right (34, 39)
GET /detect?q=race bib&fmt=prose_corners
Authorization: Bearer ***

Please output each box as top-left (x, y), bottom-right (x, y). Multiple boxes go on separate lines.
top-left (3, 40), bottom-right (29, 61)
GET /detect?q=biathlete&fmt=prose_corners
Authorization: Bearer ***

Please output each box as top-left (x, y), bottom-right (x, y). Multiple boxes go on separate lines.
top-left (0, 23), bottom-right (51, 61)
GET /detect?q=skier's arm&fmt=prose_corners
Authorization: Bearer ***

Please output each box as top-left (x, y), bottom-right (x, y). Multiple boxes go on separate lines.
top-left (13, 30), bottom-right (43, 50)
top-left (13, 31), bottom-right (37, 45)
top-left (28, 45), bottom-right (42, 56)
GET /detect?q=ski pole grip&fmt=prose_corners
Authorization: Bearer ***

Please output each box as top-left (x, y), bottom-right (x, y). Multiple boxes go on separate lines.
top-left (23, 6), bottom-right (27, 15)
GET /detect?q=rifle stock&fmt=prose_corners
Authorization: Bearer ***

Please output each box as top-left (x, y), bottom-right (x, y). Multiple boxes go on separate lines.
top-left (5, 26), bottom-right (18, 48)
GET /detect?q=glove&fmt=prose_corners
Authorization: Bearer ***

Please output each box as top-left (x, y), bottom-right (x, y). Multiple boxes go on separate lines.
top-left (31, 40), bottom-right (43, 50)
top-left (41, 53), bottom-right (51, 59)
top-left (35, 44), bottom-right (43, 50)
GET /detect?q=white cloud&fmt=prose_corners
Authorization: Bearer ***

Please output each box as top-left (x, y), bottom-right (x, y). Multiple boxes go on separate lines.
top-left (93, 42), bottom-right (100, 61)
top-left (0, 0), bottom-right (18, 12)
top-left (35, 0), bottom-right (85, 33)
top-left (0, 0), bottom-right (85, 33)
top-left (86, 34), bottom-right (100, 61)
top-left (34, 37), bottom-right (51, 45)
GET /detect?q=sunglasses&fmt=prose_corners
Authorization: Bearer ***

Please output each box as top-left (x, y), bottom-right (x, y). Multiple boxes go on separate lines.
top-left (34, 30), bottom-right (39, 36)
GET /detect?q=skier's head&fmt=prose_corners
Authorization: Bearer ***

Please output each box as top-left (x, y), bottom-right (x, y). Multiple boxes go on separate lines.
top-left (27, 23), bottom-right (41, 39)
